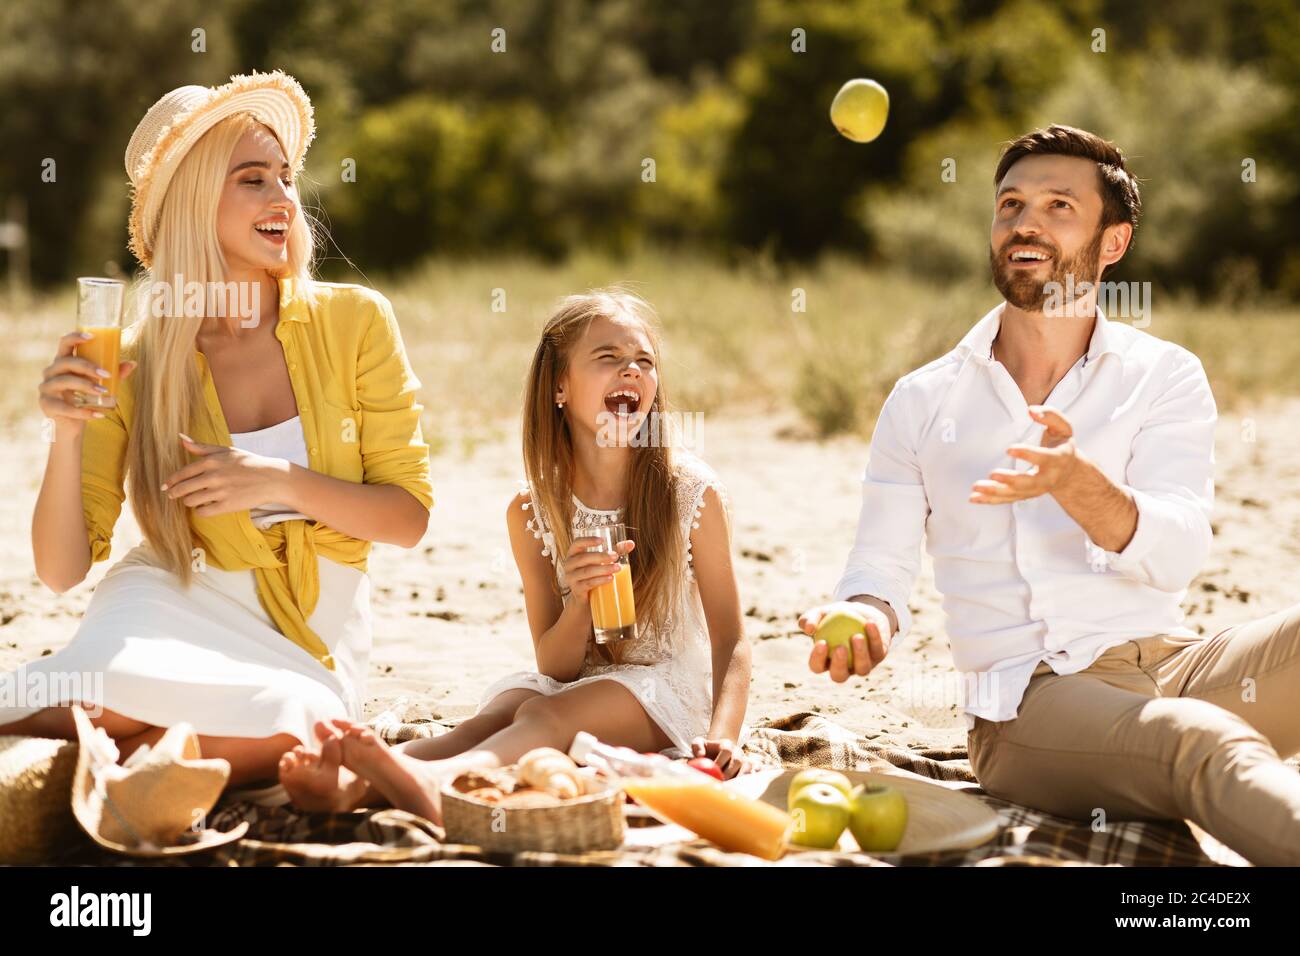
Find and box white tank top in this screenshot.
[228,415,312,529]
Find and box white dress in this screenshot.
[476,452,751,757]
[0,415,371,752]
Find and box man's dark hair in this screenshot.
[994,124,1142,258]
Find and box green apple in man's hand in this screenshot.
[815,608,871,668]
[798,600,893,682]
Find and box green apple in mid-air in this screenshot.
[814,607,872,669]
[830,78,890,143]
[788,783,852,849]
[847,783,908,852]
[787,768,854,810]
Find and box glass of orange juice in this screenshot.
[72,277,125,408]
[585,521,636,644]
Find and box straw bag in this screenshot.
[0,736,80,864]
[440,768,625,854]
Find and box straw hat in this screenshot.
[70,705,249,857]
[0,735,80,864]
[124,69,315,267]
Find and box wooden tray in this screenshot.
[623,767,998,855]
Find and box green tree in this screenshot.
[0,0,235,281]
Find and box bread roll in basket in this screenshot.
[440,747,625,854]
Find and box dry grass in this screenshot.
[3,252,1298,450]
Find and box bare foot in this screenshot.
[335,723,445,824]
[277,731,369,813]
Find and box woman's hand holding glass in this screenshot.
[38,331,137,430]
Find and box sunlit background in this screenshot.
[3,0,1298,442]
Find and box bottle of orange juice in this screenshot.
[73,277,125,408]
[569,732,792,860]
[585,521,636,644]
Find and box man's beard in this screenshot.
[989,227,1104,313]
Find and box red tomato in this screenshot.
[687,757,725,781]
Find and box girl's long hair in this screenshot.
[125,112,315,586]
[522,288,685,634]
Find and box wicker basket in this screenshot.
[440,776,626,854]
[0,736,80,864]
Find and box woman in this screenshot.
[0,71,433,795]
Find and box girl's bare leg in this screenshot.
[277,689,541,812]
[396,689,541,760]
[337,680,672,824]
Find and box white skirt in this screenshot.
[0,540,371,749]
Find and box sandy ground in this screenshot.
[2,400,1298,753]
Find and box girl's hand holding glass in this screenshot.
[561,534,634,603]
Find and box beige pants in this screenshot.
[967,602,1300,866]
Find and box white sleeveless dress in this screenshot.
[476,452,751,757]
[0,416,371,751]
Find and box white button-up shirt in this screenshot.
[833,302,1217,731]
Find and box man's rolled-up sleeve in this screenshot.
[832,380,929,641]
[1098,349,1216,592]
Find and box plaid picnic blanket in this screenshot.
[57,711,1261,867]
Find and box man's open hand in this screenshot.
[970,405,1079,504]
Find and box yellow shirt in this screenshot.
[80,277,434,670]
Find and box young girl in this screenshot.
[279,289,753,821]
[0,72,433,794]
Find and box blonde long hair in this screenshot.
[522,288,686,632]
[125,112,315,585]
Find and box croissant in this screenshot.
[516,747,582,799]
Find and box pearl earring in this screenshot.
[556,399,565,408]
